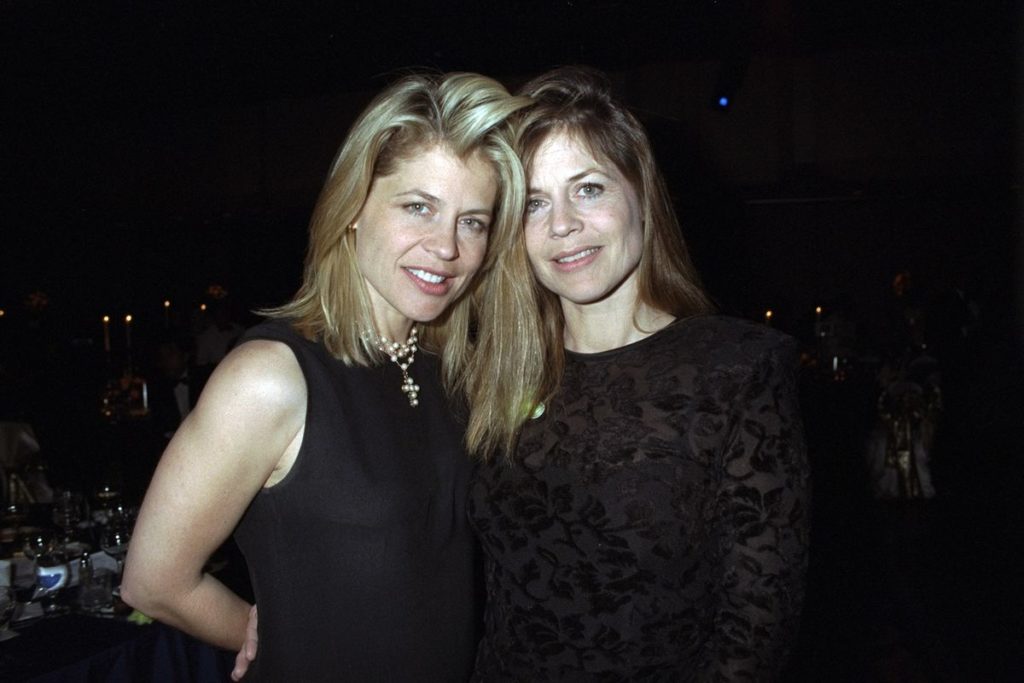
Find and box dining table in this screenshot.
[2,501,246,682]
[1,611,235,682]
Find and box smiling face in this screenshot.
[354,145,497,339]
[524,131,644,315]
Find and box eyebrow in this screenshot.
[528,168,603,194]
[396,189,442,204]
[396,189,493,217]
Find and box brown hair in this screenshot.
[465,66,713,460]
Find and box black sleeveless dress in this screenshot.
[233,319,479,681]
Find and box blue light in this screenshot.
[717,96,729,108]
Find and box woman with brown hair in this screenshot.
[466,66,809,681]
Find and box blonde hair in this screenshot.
[265,72,529,389]
[466,66,714,460]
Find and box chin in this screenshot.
[405,302,453,324]
[555,287,611,305]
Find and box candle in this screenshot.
[124,314,133,350]
[764,309,773,326]
[102,315,111,353]
[815,305,822,322]
[163,300,171,328]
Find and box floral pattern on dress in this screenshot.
[469,315,810,682]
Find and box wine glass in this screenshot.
[94,483,122,509]
[90,479,123,527]
[25,534,69,615]
[2,504,27,527]
[100,524,132,577]
[52,491,86,546]
[22,532,51,563]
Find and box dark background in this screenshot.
[2,1,1022,680]
[3,2,1018,333]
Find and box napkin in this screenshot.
[13,599,43,624]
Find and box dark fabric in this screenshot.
[233,319,479,682]
[469,315,810,682]
[0,617,232,682]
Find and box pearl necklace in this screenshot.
[374,327,419,407]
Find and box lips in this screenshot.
[407,267,446,284]
[404,267,453,295]
[555,247,599,264]
[551,246,601,271]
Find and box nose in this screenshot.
[549,200,582,238]
[424,224,459,261]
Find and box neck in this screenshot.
[376,326,417,349]
[375,319,416,344]
[562,300,674,353]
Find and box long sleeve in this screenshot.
[469,316,811,681]
[702,342,811,681]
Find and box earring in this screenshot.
[346,223,357,232]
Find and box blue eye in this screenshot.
[579,183,602,198]
[405,202,430,215]
[526,198,545,215]
[460,217,489,233]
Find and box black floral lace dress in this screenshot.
[469,315,810,682]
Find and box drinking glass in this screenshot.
[32,548,69,618]
[2,504,27,527]
[52,491,86,546]
[94,483,122,509]
[77,565,114,612]
[23,532,51,563]
[100,525,132,576]
[90,481,123,528]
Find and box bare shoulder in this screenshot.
[200,339,305,415]
[158,338,308,489]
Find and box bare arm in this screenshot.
[122,339,305,651]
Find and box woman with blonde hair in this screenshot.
[122,71,529,681]
[466,66,809,680]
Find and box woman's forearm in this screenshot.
[121,570,251,651]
